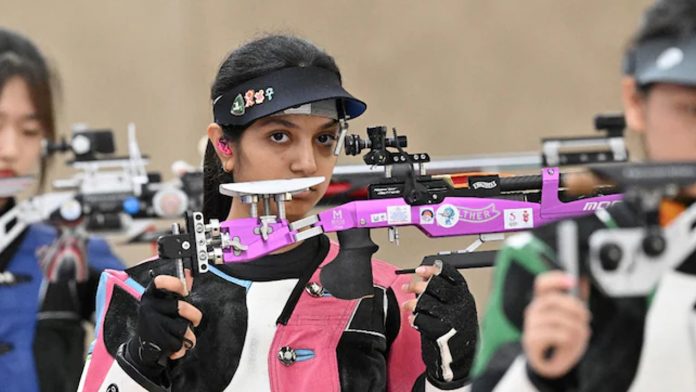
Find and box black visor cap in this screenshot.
[212,66,367,127]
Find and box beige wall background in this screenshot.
[3,0,652,314]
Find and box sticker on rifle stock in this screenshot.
[459,203,500,223]
[471,180,497,190]
[504,208,534,229]
[370,212,388,223]
[331,209,346,227]
[387,205,411,225]
[436,204,460,228]
[419,207,435,225]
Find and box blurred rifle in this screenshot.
[560,161,696,297]
[321,113,627,205]
[45,124,199,232]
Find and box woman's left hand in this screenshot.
[401,261,478,388]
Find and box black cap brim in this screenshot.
[628,37,696,87]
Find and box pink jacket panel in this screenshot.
[268,241,425,392]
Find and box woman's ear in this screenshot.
[621,77,648,134]
[207,123,235,173]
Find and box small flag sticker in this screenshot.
[231,94,245,116]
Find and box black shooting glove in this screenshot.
[118,278,193,387]
[413,261,479,389]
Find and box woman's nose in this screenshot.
[289,140,318,175]
[0,127,20,164]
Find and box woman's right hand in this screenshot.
[126,273,203,378]
[522,271,591,379]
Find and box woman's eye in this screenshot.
[22,128,42,138]
[316,133,336,146]
[270,132,289,143]
[676,102,696,116]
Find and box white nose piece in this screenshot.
[219,176,325,198]
[0,175,35,197]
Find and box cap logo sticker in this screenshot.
[231,87,276,117]
[656,47,684,70]
[245,90,256,107]
[254,90,265,104]
[231,94,245,116]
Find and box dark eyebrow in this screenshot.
[319,119,339,130]
[256,117,299,129]
[0,112,39,121]
[255,117,338,131]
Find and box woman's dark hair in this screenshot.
[204,34,342,221]
[0,28,56,189]
[630,0,696,47]
[627,0,696,93]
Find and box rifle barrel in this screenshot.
[498,174,573,192]
[332,152,541,181]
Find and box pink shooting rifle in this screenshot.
[157,116,625,299]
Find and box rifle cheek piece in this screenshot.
[319,228,378,300]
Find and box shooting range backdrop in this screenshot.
[2,0,652,315]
